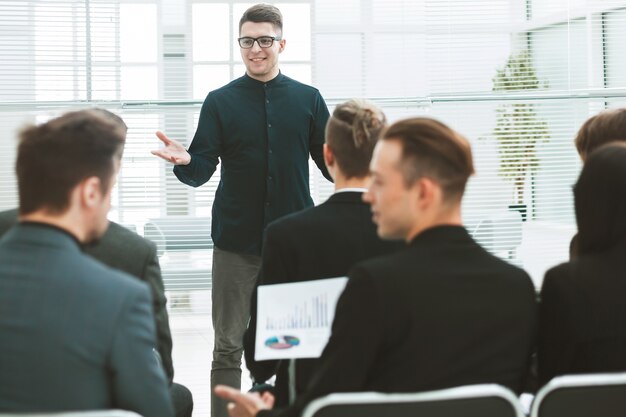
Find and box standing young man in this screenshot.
[151,5,331,417]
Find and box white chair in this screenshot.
[530,372,626,417]
[143,216,213,290]
[302,384,525,417]
[471,209,523,260]
[0,411,142,417]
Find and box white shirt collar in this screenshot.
[334,187,368,194]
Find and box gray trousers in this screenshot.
[211,246,261,417]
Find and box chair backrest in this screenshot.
[530,372,626,417]
[471,209,522,256]
[143,216,212,256]
[0,411,142,417]
[302,384,525,417]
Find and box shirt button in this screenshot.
[266,99,270,104]
[268,176,273,180]
[265,202,270,206]
[269,149,273,154]
[268,123,272,128]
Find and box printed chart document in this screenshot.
[255,277,349,361]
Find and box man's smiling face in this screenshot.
[239,21,285,82]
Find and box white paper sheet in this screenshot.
[254,277,349,361]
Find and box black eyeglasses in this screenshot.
[237,36,281,49]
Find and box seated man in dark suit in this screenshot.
[244,99,403,405]
[0,110,173,416]
[569,108,626,258]
[0,108,192,417]
[216,117,537,417]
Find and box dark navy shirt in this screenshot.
[174,72,331,255]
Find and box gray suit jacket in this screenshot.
[0,209,174,382]
[0,223,174,416]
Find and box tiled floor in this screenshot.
[169,290,253,417]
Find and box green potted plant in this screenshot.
[492,51,550,220]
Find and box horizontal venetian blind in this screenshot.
[314,0,626,288]
[0,2,314,415]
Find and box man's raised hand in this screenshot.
[151,131,192,165]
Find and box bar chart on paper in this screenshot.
[255,277,348,360]
[265,293,331,330]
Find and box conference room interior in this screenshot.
[1,0,625,416]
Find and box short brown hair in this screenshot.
[88,108,128,133]
[325,99,386,178]
[574,108,626,160]
[16,110,126,215]
[239,4,283,35]
[383,118,474,202]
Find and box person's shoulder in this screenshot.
[87,222,155,263]
[350,245,412,277]
[80,254,150,296]
[84,222,157,280]
[0,208,18,235]
[265,195,349,234]
[472,243,535,289]
[543,257,587,289]
[281,74,321,94]
[209,75,248,95]
[265,204,322,238]
[102,222,155,252]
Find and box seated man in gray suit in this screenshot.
[0,110,173,416]
[0,109,193,417]
[215,117,537,417]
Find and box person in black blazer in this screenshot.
[0,110,173,415]
[244,100,402,405]
[216,117,537,417]
[539,143,626,386]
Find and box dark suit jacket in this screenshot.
[258,225,537,417]
[0,208,174,382]
[244,191,403,405]
[539,240,626,386]
[0,223,173,416]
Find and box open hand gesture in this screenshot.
[151,131,191,165]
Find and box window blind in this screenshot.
[2,2,626,416]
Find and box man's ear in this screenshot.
[79,176,103,209]
[323,143,334,168]
[414,177,438,208]
[278,38,286,53]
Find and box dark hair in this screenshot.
[16,110,126,215]
[325,99,386,179]
[574,108,626,160]
[382,118,475,202]
[88,108,128,133]
[239,4,283,35]
[574,142,626,255]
